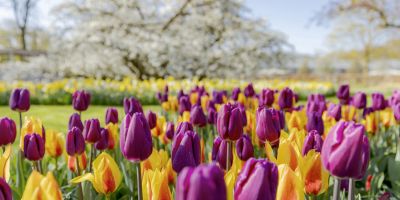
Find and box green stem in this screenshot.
[16,112,25,194]
[348,178,355,200]
[89,145,94,172]
[136,162,143,200]
[54,157,58,171]
[333,177,340,200]
[75,157,84,200]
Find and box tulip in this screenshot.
[352,92,367,109]
[71,152,122,195]
[372,93,386,111]
[302,130,323,156]
[69,113,84,132]
[288,110,306,131]
[105,107,118,124]
[190,105,207,127]
[172,130,200,173]
[123,97,143,115]
[259,88,275,107]
[179,96,191,115]
[146,111,157,129]
[165,122,175,140]
[68,154,87,172]
[142,148,169,172]
[337,84,350,105]
[276,164,304,200]
[0,145,11,180]
[308,93,325,102]
[20,117,45,150]
[142,169,172,200]
[9,88,30,112]
[176,164,226,200]
[45,130,64,158]
[306,101,326,116]
[256,107,282,146]
[66,127,85,156]
[207,108,217,125]
[95,128,109,151]
[277,135,302,171]
[244,83,255,98]
[327,104,342,121]
[306,112,324,135]
[0,178,12,200]
[212,136,232,169]
[231,87,241,101]
[72,90,91,112]
[321,121,370,179]
[21,171,62,200]
[217,103,243,141]
[212,91,226,104]
[234,158,278,200]
[236,135,254,161]
[175,122,193,136]
[83,119,101,143]
[393,103,400,122]
[23,133,45,161]
[0,117,16,146]
[105,123,118,149]
[300,150,329,195]
[278,87,294,111]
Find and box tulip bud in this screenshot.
[69,113,84,131]
[22,171,62,200]
[302,130,323,156]
[278,87,294,111]
[207,108,217,125]
[176,164,226,200]
[24,133,45,161]
[259,88,275,107]
[231,87,241,101]
[234,158,278,200]
[105,107,118,124]
[146,111,157,129]
[45,130,64,158]
[236,135,254,161]
[83,119,101,143]
[72,90,91,112]
[120,113,153,162]
[308,93,325,102]
[175,122,193,136]
[9,88,30,112]
[0,178,12,200]
[95,128,109,151]
[190,105,207,127]
[66,127,85,156]
[321,121,370,179]
[212,137,232,169]
[327,104,342,121]
[217,104,243,141]
[123,97,143,115]
[212,91,226,104]
[244,83,255,98]
[68,154,87,172]
[0,117,16,146]
[172,130,200,173]
[256,107,283,146]
[306,112,324,135]
[352,92,367,109]
[393,103,400,122]
[306,101,326,116]
[337,84,350,105]
[179,96,191,115]
[165,122,175,140]
[372,93,386,111]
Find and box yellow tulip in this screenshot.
[68,154,87,172]
[71,152,122,195]
[300,150,329,196]
[380,109,395,128]
[142,148,169,172]
[288,111,306,132]
[20,117,45,150]
[0,145,11,180]
[364,113,378,134]
[277,133,302,171]
[277,164,304,200]
[190,92,199,105]
[244,111,255,135]
[151,116,166,137]
[45,130,64,158]
[224,150,242,200]
[237,93,246,105]
[142,169,172,200]
[264,141,277,163]
[178,111,190,123]
[22,171,62,200]
[342,105,356,121]
[201,95,210,111]
[105,123,119,149]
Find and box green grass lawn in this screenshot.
[0,105,161,131]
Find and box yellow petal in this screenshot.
[301,150,329,195]
[22,170,44,200]
[277,164,305,200]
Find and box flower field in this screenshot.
[0,80,399,200]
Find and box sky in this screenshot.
[0,0,332,54]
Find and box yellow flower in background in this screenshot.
[22,171,62,200]
[265,142,277,163]
[277,132,302,171]
[142,148,169,172]
[224,151,242,200]
[151,116,166,137]
[45,130,64,158]
[178,111,190,123]
[364,113,378,134]
[244,111,255,135]
[190,92,199,105]
[20,117,45,150]
[0,145,11,181]
[105,123,119,149]
[71,152,122,195]
[342,105,356,121]
[201,95,210,111]
[380,109,395,128]
[142,169,172,200]
[288,110,306,132]
[322,112,336,139]
[287,129,306,153]
[277,164,304,200]
[237,93,246,105]
[300,150,329,196]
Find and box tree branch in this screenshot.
[162,0,192,31]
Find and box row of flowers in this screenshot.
[0,82,398,199]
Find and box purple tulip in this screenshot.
[212,137,232,169]
[306,101,326,116]
[72,90,91,112]
[69,113,84,132]
[237,104,247,126]
[190,105,207,127]
[306,112,324,135]
[146,111,157,129]
[256,107,282,146]
[302,130,323,156]
[244,83,255,98]
[123,97,143,115]
[105,107,118,124]
[352,92,367,109]
[9,88,30,112]
[207,100,216,111]
[66,127,85,156]
[393,103,400,122]
[165,122,175,140]
[0,117,16,146]
[95,128,109,151]
[24,133,45,161]
[120,113,153,162]
[177,90,185,101]
[172,130,200,173]
[236,135,254,161]
[0,178,12,200]
[212,91,226,104]
[83,119,101,143]
[217,104,243,141]
[234,158,278,200]
[207,109,218,125]
[175,122,194,136]
[337,84,350,105]
[321,121,370,179]
[179,96,191,115]
[327,104,342,121]
[259,88,275,107]
[176,164,226,200]
[363,107,374,119]
[308,93,325,102]
[278,87,294,111]
[231,87,241,101]
[372,93,386,111]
